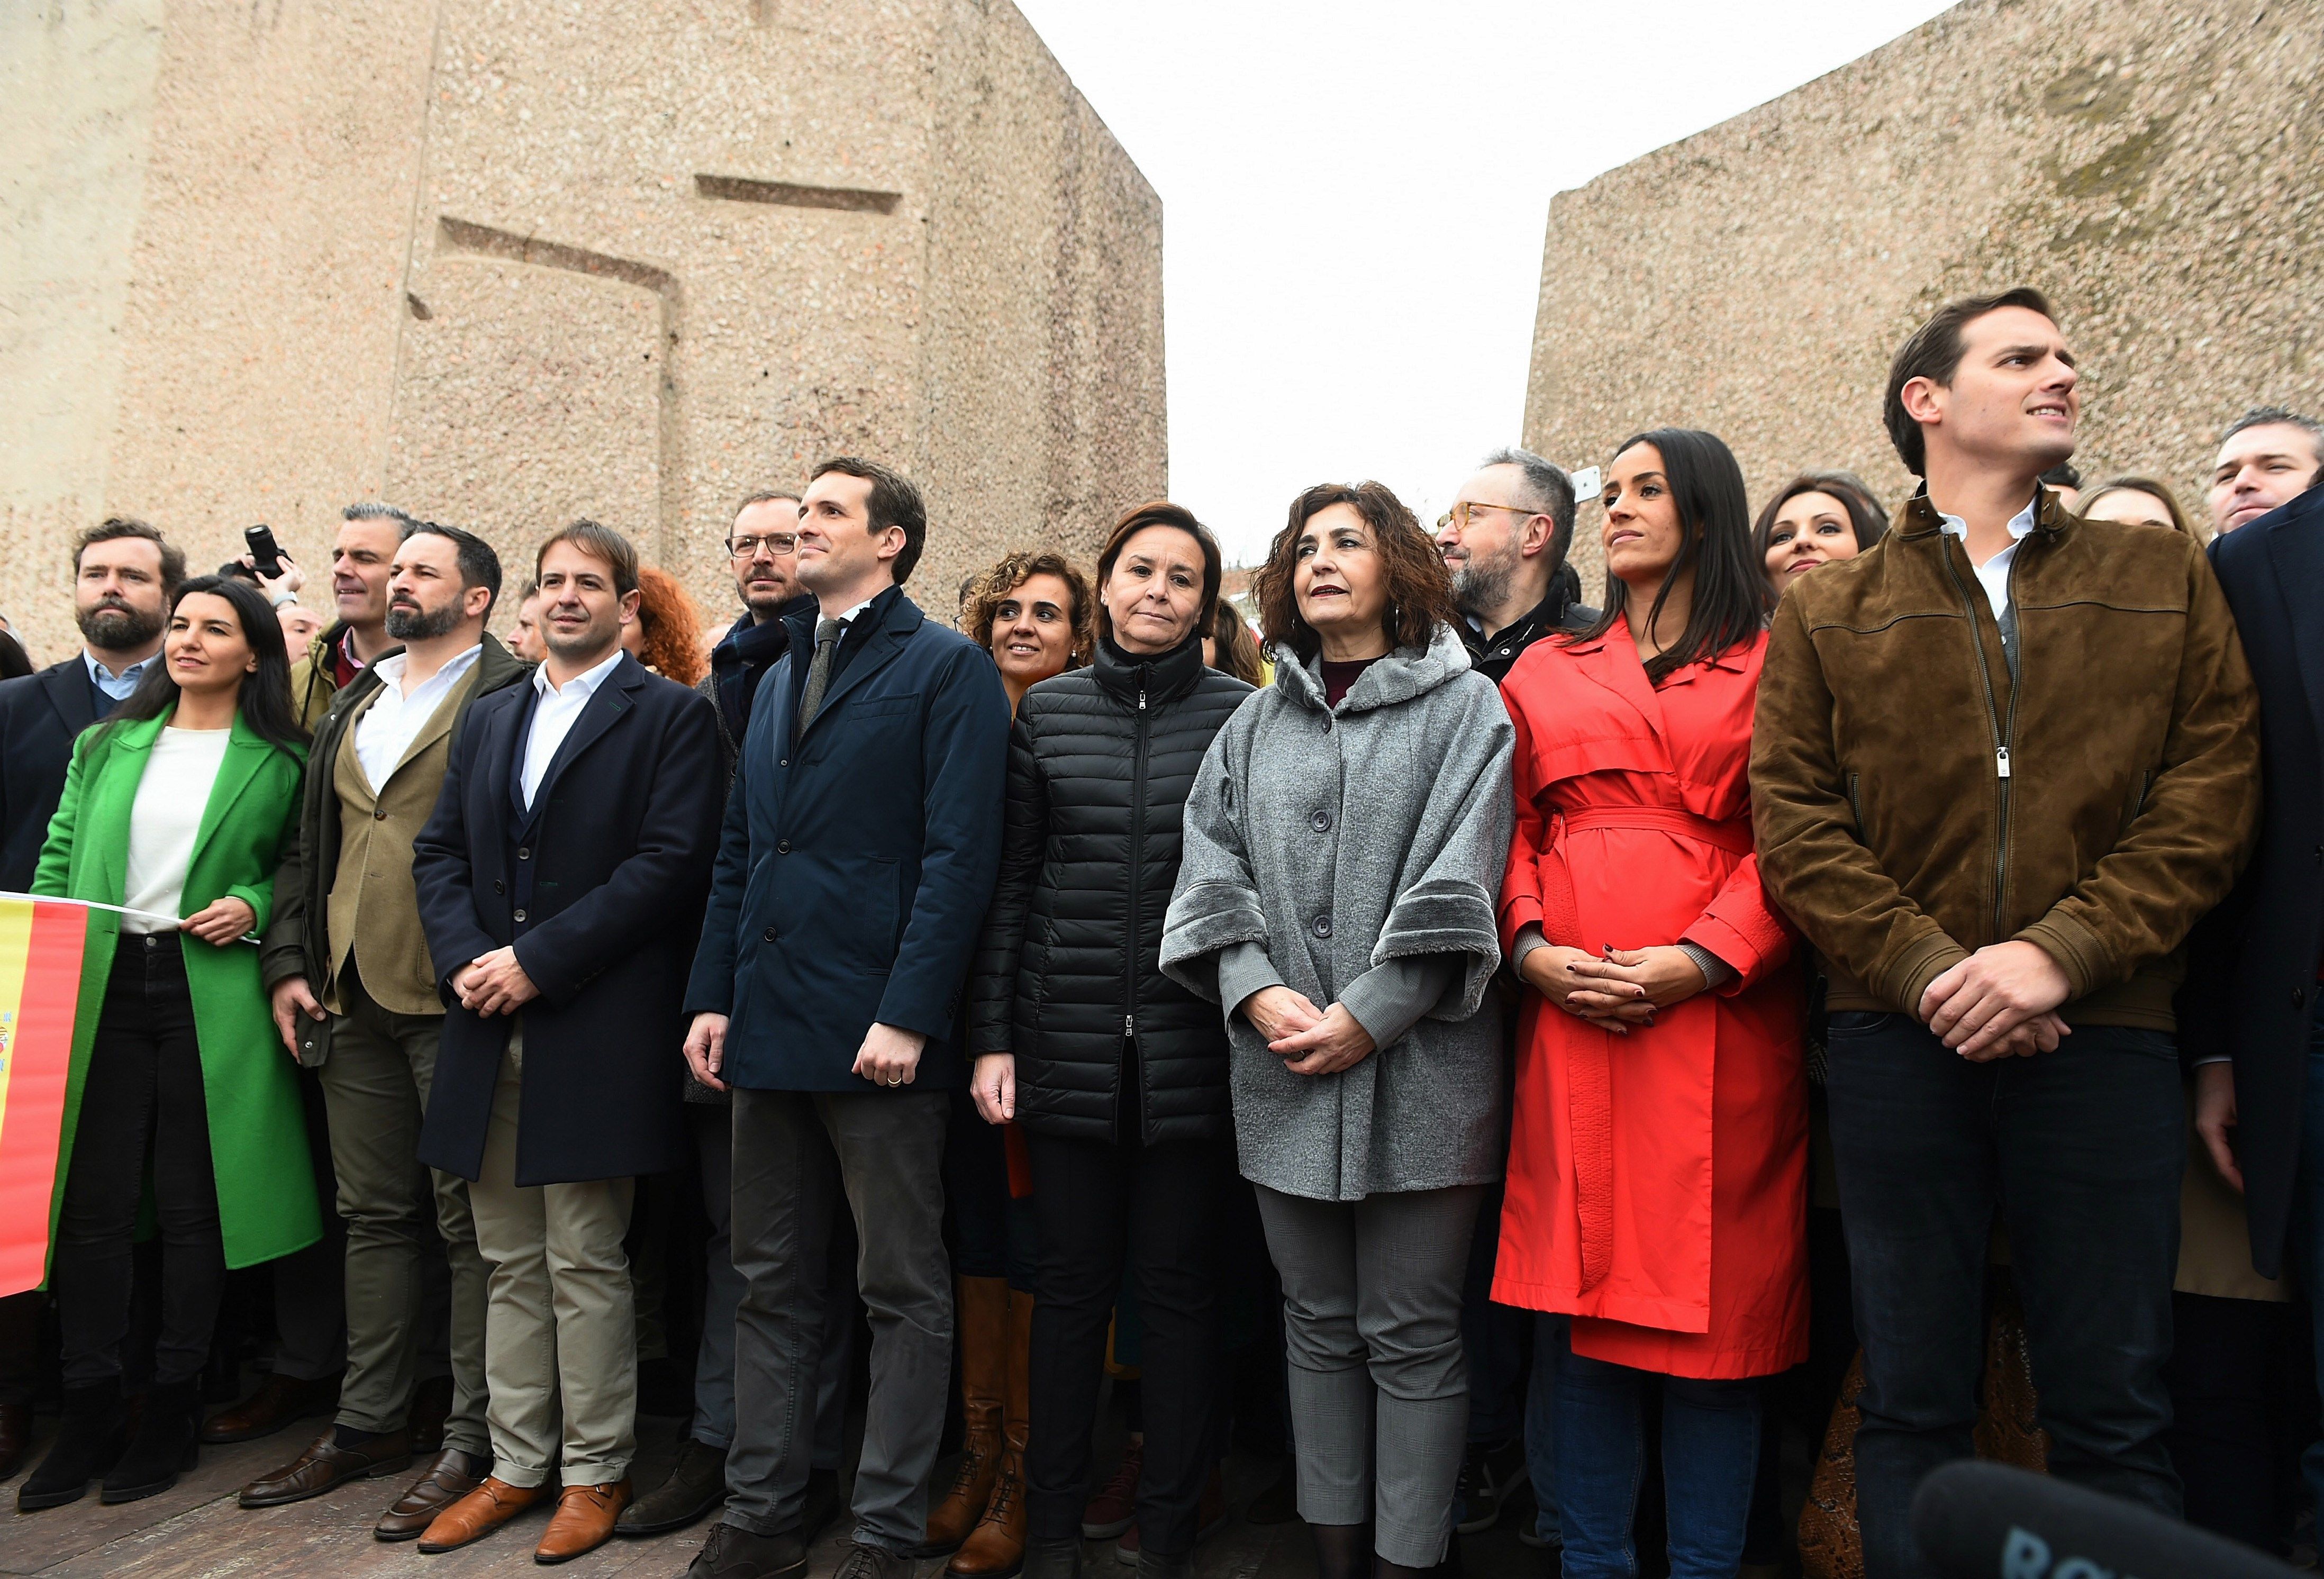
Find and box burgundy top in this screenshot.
[1321,656,1382,709]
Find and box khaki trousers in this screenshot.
[467,1024,637,1487]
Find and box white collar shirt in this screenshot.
[521,647,623,809]
[353,643,483,792]
[1937,495,2040,621]
[84,650,151,703]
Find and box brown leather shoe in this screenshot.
[0,1402,30,1481]
[199,1372,340,1444]
[534,1478,631,1564]
[377,1447,492,1542]
[238,1426,413,1508]
[927,1275,1010,1551]
[949,1287,1033,1578]
[416,1475,550,1553]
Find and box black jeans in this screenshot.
[53,934,223,1389]
[1822,1011,2183,1579]
[1023,1128,1230,1559]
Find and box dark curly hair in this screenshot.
[961,550,1095,667]
[1251,482,1459,663]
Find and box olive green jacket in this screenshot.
[31,711,320,1275]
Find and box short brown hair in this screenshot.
[1094,501,1224,645]
[810,457,927,584]
[962,551,1095,666]
[73,516,185,595]
[1251,482,1459,663]
[1884,286,2057,477]
[535,519,640,597]
[2082,475,2202,540]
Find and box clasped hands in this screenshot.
[1520,943,1708,1034]
[1916,940,2072,1061]
[684,1012,926,1094]
[1241,986,1375,1075]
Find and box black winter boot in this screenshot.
[17,1378,127,1511]
[101,1378,199,1503]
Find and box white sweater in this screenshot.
[121,727,232,934]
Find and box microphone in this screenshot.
[1910,1460,2299,1578]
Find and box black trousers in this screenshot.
[1823,1011,2184,1579]
[2164,1291,2313,1555]
[1023,1127,1229,1559]
[53,935,223,1389]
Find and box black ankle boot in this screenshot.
[17,1378,126,1511]
[101,1378,199,1503]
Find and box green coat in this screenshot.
[32,711,321,1275]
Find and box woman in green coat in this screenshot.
[18,575,319,1513]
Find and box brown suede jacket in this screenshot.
[1751,486,2261,1028]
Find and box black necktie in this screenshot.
[795,618,844,740]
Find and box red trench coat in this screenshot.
[1492,624,1808,1380]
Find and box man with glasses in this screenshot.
[702,492,815,760]
[1436,447,1593,684]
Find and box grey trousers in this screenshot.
[1256,1182,1486,1567]
[468,1028,638,1487]
[725,1087,950,1553]
[316,975,489,1454]
[688,1100,859,1461]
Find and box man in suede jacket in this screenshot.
[1750,287,2259,1579]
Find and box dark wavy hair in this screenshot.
[1252,482,1459,664]
[964,550,1095,666]
[1749,470,1891,573]
[1565,428,1772,685]
[99,576,307,760]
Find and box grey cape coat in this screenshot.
[1159,623,1517,1201]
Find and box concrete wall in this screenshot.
[1524,0,2324,592]
[0,0,1164,661]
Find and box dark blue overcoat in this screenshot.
[684,588,1009,1091]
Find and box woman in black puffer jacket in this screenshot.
[969,501,1252,1579]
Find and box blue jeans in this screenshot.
[1823,1011,2183,1579]
[1553,1347,1759,1578]
[1523,1313,1566,1546]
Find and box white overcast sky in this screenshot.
[1010,0,1959,565]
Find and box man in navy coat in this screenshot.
[411,520,725,1564]
[682,458,1009,1579]
[2182,463,2324,1537]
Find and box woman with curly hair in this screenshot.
[1161,482,1515,1579]
[962,551,1095,711]
[621,564,707,687]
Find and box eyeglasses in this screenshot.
[1435,501,1538,532]
[727,533,798,559]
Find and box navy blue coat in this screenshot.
[413,652,725,1185]
[2182,483,2324,1277]
[684,589,1009,1091]
[0,660,105,894]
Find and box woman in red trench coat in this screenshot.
[1495,429,1806,1579]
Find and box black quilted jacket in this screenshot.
[968,631,1252,1144]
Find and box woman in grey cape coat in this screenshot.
[1160,482,1515,1579]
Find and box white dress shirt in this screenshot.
[122,727,233,933]
[520,647,623,809]
[84,650,151,704]
[1937,494,2039,621]
[353,643,483,791]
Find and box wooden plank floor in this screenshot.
[0,1412,1330,1579]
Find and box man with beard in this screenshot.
[1436,447,1594,684]
[621,487,859,1542]
[232,522,531,1535]
[0,516,181,1480]
[290,502,412,727]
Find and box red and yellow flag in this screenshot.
[0,898,87,1295]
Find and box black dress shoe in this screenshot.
[688,1521,809,1578]
[615,1436,727,1534]
[16,1379,125,1512]
[238,1426,415,1507]
[101,1379,199,1504]
[199,1371,339,1444]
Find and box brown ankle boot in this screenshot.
[927,1275,1011,1553]
[949,1287,1034,1578]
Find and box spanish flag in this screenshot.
[0,897,87,1296]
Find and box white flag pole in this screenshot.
[0,892,257,939]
